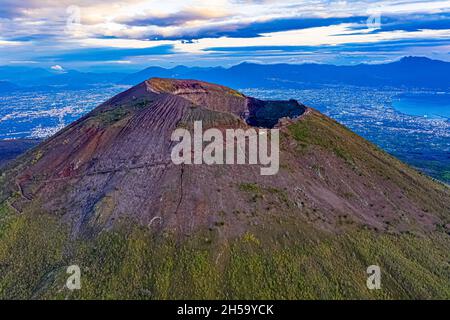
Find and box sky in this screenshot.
[0,0,450,71]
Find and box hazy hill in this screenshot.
[0,67,127,91]
[0,81,20,93]
[1,57,448,91]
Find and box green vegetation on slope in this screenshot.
[0,206,448,299]
[287,111,450,222]
[0,107,448,300]
[0,203,67,298]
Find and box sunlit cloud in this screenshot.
[0,0,449,68]
[173,24,450,53]
[0,39,24,46]
[50,64,65,71]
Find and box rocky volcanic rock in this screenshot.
[0,78,448,238]
[1,78,449,300]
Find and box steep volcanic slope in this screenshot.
[0,78,308,235]
[0,78,449,299]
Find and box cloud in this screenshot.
[125,16,370,40]
[0,0,450,68]
[175,25,450,53]
[4,1,450,41]
[367,12,450,34]
[117,8,229,27]
[50,64,65,71]
[42,45,174,62]
[0,39,24,46]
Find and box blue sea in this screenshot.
[392,93,450,120]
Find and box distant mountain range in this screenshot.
[0,66,126,91]
[0,57,449,91]
[122,57,450,89]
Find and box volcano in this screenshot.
[0,78,449,299]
